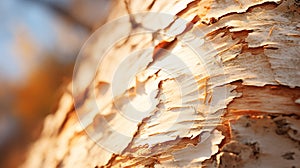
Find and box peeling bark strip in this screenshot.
[23,0,300,168]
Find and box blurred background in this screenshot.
[0,0,112,167]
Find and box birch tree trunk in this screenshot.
[23,0,300,167]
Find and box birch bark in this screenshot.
[23,0,300,167]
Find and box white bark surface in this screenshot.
[23,0,300,167]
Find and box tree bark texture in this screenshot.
[23,0,300,167]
